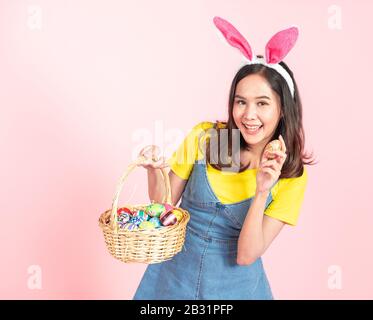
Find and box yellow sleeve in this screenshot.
[167,121,214,180]
[264,167,308,226]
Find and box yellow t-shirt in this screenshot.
[168,121,308,226]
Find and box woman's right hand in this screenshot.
[137,145,170,170]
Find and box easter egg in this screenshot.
[264,140,281,159]
[139,221,156,230]
[117,207,132,215]
[145,203,166,218]
[117,212,131,224]
[130,216,145,225]
[118,220,127,229]
[122,222,139,231]
[163,203,174,213]
[160,208,183,226]
[132,209,149,220]
[160,203,174,219]
[148,217,162,228]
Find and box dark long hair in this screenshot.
[203,55,316,178]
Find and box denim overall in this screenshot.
[133,157,275,300]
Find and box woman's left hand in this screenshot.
[256,135,287,194]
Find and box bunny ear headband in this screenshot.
[213,16,299,98]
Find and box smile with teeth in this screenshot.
[242,123,263,132]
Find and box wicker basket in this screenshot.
[98,156,190,264]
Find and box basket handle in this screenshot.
[110,155,172,230]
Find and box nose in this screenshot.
[243,104,257,120]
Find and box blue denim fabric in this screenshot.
[133,159,274,300]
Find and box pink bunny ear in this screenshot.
[213,16,253,61]
[265,26,299,64]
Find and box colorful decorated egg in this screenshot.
[163,203,173,212]
[145,203,166,218]
[148,217,162,228]
[118,220,127,229]
[117,207,132,215]
[130,216,145,225]
[132,209,149,220]
[117,212,131,223]
[139,221,156,230]
[264,140,281,159]
[160,203,174,220]
[122,222,139,231]
[160,208,183,226]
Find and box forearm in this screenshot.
[147,168,166,203]
[237,190,269,265]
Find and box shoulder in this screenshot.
[192,120,227,130]
[186,121,221,142]
[282,166,308,186]
[189,120,227,137]
[272,166,308,198]
[192,121,216,131]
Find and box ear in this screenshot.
[265,26,299,64]
[213,16,253,61]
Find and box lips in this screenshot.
[242,123,263,134]
[242,123,263,129]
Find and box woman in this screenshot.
[133,17,314,300]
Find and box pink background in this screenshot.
[1,0,371,299]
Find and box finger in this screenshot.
[261,166,276,174]
[140,156,168,169]
[262,149,273,162]
[261,167,281,182]
[140,145,160,159]
[137,163,153,169]
[143,159,153,166]
[139,145,152,156]
[279,135,287,153]
[264,149,286,159]
[154,156,169,167]
[260,167,277,178]
[142,163,161,170]
[261,159,278,168]
[142,160,159,169]
[265,150,287,164]
[261,160,281,173]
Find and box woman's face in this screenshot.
[232,74,282,152]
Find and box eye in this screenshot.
[258,101,268,106]
[235,99,246,106]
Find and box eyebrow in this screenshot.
[234,94,271,100]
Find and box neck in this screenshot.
[240,149,261,169]
[241,138,271,168]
